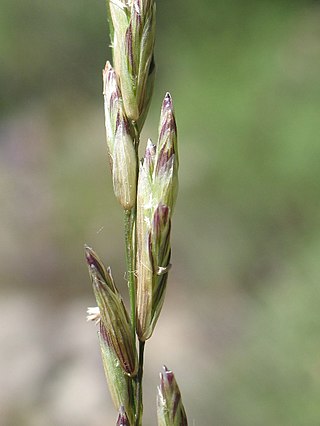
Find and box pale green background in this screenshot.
[1,0,320,424]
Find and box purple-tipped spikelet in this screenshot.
[103,62,137,210]
[136,93,178,341]
[158,93,178,163]
[157,366,188,426]
[108,0,156,125]
[116,405,131,426]
[136,203,171,341]
[103,62,122,156]
[154,93,178,210]
[85,245,138,376]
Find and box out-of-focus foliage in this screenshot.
[0,0,108,112]
[1,0,320,424]
[214,242,320,425]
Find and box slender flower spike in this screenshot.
[116,405,131,426]
[136,93,178,341]
[157,366,188,426]
[86,0,188,422]
[85,245,138,376]
[103,62,137,210]
[109,0,156,126]
[99,324,134,424]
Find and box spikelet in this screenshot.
[136,93,178,341]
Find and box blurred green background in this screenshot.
[1,0,320,424]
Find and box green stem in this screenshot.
[135,341,145,426]
[124,121,140,339]
[124,120,142,424]
[124,208,136,339]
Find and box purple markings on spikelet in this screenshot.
[159,366,187,424]
[115,112,121,132]
[153,204,169,235]
[84,245,107,282]
[135,0,141,15]
[144,139,156,170]
[161,92,173,113]
[110,91,118,108]
[115,109,131,135]
[101,319,129,375]
[155,145,174,176]
[107,64,115,83]
[159,112,177,141]
[116,406,130,426]
[158,93,177,170]
[162,365,174,385]
[103,62,117,96]
[133,0,142,26]
[99,321,112,347]
[125,24,135,75]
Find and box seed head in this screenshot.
[109,0,156,125]
[136,94,178,340]
[103,61,121,155]
[85,245,138,376]
[136,203,171,341]
[112,119,137,209]
[103,62,137,209]
[155,92,178,210]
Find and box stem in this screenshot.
[135,341,145,426]
[124,121,140,338]
[124,120,142,423]
[124,208,136,339]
